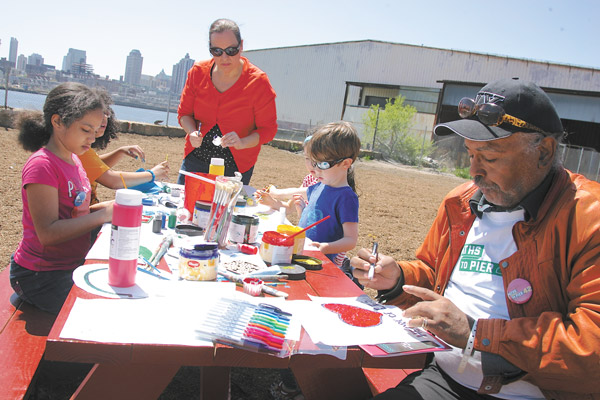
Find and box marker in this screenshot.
[368,242,378,280]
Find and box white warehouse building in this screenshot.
[245,40,600,156]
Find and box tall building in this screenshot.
[16,54,26,71]
[9,37,18,65]
[62,48,86,73]
[28,53,44,66]
[171,53,195,95]
[124,49,143,86]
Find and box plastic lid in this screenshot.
[115,189,143,206]
[210,157,224,166]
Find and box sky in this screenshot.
[2,0,599,80]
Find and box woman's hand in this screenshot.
[220,131,244,149]
[189,131,203,147]
[151,161,170,181]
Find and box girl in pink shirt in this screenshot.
[10,82,114,314]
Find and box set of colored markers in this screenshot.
[196,298,293,357]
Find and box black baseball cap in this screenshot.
[434,78,563,141]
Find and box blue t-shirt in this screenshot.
[298,183,359,262]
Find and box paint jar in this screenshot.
[109,189,143,287]
[168,210,177,229]
[243,277,263,297]
[192,201,211,229]
[179,243,219,281]
[234,196,247,213]
[209,157,225,176]
[277,224,306,255]
[229,214,259,244]
[176,207,191,224]
[259,231,294,265]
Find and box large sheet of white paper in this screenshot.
[295,294,434,347]
[59,283,302,346]
[60,282,234,345]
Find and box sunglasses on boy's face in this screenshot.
[310,158,346,170]
[209,44,241,57]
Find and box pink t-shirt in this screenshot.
[14,148,92,271]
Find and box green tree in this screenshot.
[362,96,433,165]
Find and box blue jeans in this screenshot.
[177,155,254,186]
[9,255,74,315]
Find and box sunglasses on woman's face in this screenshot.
[209,44,241,57]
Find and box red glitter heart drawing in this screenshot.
[322,303,382,327]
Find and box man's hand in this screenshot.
[350,248,401,290]
[402,285,472,348]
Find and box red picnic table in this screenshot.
[45,249,425,400]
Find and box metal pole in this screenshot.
[372,107,379,150]
[576,146,584,174]
[4,66,10,109]
[165,92,171,127]
[419,129,426,169]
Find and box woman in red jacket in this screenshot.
[177,18,278,185]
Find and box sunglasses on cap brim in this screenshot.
[458,97,549,136]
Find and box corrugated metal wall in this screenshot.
[245,40,599,130]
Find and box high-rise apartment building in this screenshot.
[171,53,195,95]
[62,48,87,73]
[16,54,27,71]
[28,53,44,66]
[9,37,18,65]
[124,49,143,86]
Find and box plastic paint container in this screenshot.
[243,277,263,297]
[229,214,259,244]
[108,189,143,287]
[179,243,219,281]
[192,201,211,229]
[259,231,294,265]
[277,224,306,255]
[209,157,225,176]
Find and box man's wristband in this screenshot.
[458,318,478,373]
[147,169,155,182]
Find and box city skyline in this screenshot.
[2,0,599,80]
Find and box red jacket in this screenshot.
[388,168,600,399]
[177,57,277,173]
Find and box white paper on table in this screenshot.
[295,294,434,347]
[85,223,111,260]
[60,282,237,345]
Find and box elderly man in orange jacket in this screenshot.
[352,78,600,399]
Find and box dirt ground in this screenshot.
[0,127,465,399]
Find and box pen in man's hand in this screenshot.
[368,242,378,280]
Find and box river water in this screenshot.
[1,89,178,125]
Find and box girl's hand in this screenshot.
[189,131,203,147]
[120,145,145,162]
[151,161,170,181]
[92,200,115,223]
[257,191,283,210]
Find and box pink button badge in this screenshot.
[507,278,533,304]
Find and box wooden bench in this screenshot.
[363,367,421,396]
[0,266,56,399]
